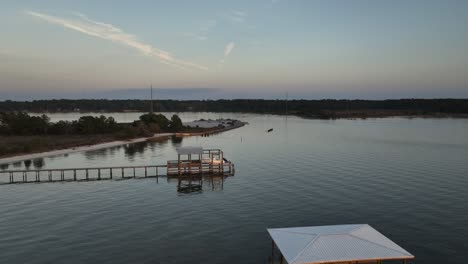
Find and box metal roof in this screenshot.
[176,146,203,155]
[268,224,414,264]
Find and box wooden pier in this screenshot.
[0,164,234,185]
[0,165,169,185]
[0,147,234,185]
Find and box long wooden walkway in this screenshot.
[0,164,232,185]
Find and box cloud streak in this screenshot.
[225,10,247,23]
[224,42,235,56]
[220,42,235,64]
[26,11,208,71]
[185,19,217,41]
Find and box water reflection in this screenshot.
[84,146,122,161]
[24,160,32,170]
[176,177,203,194]
[171,135,183,146]
[168,175,229,194]
[33,158,45,169]
[0,164,9,170]
[124,142,147,160]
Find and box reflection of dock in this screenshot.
[170,175,227,194]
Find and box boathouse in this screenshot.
[268,224,414,264]
[166,146,234,176]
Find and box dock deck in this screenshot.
[167,148,234,176]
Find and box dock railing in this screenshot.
[0,165,167,185]
[167,149,234,176]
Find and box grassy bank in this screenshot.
[0,134,128,158]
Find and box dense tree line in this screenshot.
[1,99,468,117]
[0,112,184,137]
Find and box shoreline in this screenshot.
[0,122,246,165]
[25,110,468,120]
[0,133,174,165]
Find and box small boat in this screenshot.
[267,128,273,132]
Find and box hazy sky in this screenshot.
[1,0,468,100]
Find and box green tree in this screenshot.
[170,114,183,131]
[139,113,169,130]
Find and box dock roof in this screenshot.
[268,224,414,264]
[176,146,203,155]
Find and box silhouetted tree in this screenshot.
[139,113,170,130]
[170,114,183,131]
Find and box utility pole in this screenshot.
[150,84,153,114]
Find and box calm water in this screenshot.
[1,113,468,264]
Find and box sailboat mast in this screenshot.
[150,84,153,114]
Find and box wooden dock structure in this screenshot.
[0,147,234,185]
[0,164,234,185]
[167,147,234,176]
[0,165,167,185]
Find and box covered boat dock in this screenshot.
[167,146,234,176]
[268,224,414,264]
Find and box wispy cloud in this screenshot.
[184,19,217,41]
[224,10,247,23]
[224,42,235,57]
[26,11,208,71]
[220,42,235,64]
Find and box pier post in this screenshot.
[110,169,113,179]
[9,172,13,183]
[98,169,101,180]
[61,170,64,181]
[36,171,39,182]
[86,169,89,180]
[23,172,26,182]
[48,170,52,182]
[271,240,274,261]
[74,170,77,181]
[121,168,124,178]
[145,167,147,177]
[133,168,136,178]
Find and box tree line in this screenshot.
[0,112,184,137]
[1,99,468,117]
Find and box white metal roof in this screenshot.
[176,146,203,155]
[268,224,414,264]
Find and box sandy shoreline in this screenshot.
[0,133,174,165]
[0,120,247,165]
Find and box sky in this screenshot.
[1,0,468,100]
